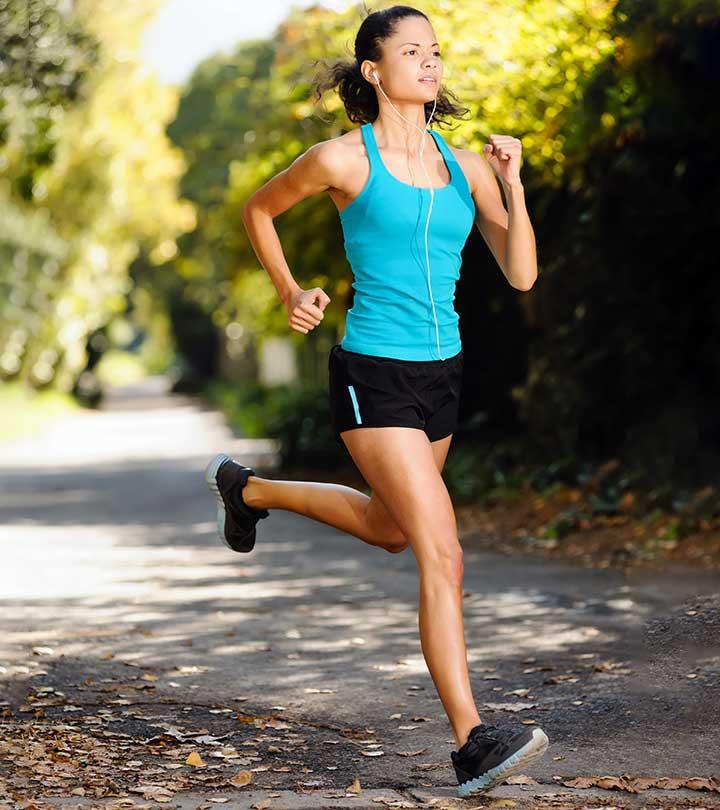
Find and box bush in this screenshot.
[201,377,345,468]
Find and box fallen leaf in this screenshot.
[229,769,253,787]
[482,702,538,712]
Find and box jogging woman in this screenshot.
[205,5,548,797]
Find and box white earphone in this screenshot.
[371,69,443,360]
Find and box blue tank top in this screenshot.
[338,121,475,361]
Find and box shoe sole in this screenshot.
[456,727,550,797]
[204,452,237,551]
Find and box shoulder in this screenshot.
[298,128,365,185]
[307,127,364,167]
[440,136,497,196]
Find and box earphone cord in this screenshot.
[374,76,443,361]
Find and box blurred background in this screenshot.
[2,0,719,567]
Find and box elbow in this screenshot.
[511,270,538,292]
[242,192,261,221]
[242,198,272,224]
[241,201,255,223]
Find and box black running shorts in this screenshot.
[327,343,463,444]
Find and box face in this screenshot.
[366,15,443,101]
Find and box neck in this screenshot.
[372,104,430,149]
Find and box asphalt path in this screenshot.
[1,376,718,809]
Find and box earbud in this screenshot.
[373,70,379,84]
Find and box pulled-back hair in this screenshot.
[312,4,470,129]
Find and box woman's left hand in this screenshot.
[483,134,523,187]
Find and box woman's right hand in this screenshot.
[284,287,331,334]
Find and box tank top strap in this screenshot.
[429,128,472,196]
[428,128,458,169]
[360,122,384,175]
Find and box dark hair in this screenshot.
[311,4,469,129]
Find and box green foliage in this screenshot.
[512,0,720,482]
[442,439,530,504]
[0,0,99,187]
[202,378,345,468]
[0,0,194,393]
[261,383,343,468]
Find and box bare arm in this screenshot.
[242,140,346,333]
[461,148,537,291]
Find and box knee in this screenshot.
[423,543,464,583]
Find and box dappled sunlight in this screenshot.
[2,495,638,689]
[2,379,718,805]
[2,478,637,688]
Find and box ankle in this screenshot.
[243,475,264,508]
[455,719,483,749]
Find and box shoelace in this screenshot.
[460,724,516,761]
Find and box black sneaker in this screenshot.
[204,453,269,552]
[451,721,549,797]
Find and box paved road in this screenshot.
[1,376,718,809]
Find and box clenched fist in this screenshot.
[285,287,331,334]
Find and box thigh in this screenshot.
[340,427,459,564]
[364,433,454,540]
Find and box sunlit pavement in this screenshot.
[1,375,719,808]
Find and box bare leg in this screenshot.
[339,426,482,749]
[241,434,452,554]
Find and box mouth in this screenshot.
[419,78,437,85]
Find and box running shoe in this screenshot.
[451,721,549,797]
[204,453,269,552]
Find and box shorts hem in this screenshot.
[334,423,457,443]
[334,421,426,439]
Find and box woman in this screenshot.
[205,4,547,797]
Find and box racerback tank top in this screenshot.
[338,121,475,361]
